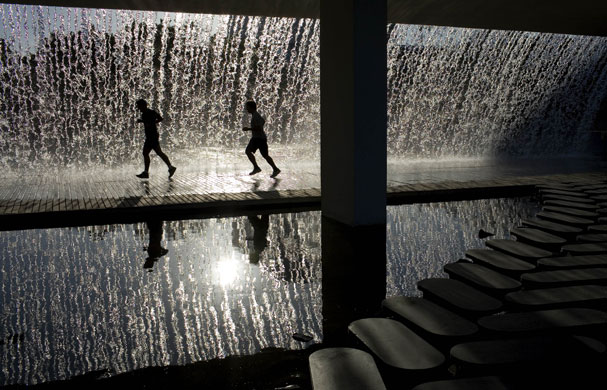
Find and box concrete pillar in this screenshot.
[320,0,387,227]
[320,1,388,345]
[321,216,386,345]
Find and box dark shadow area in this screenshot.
[321,216,387,346]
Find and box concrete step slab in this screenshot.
[411,376,516,390]
[510,227,567,250]
[443,262,521,295]
[477,308,607,334]
[542,194,597,204]
[577,233,607,243]
[536,210,596,227]
[450,335,605,372]
[589,225,607,233]
[485,239,553,262]
[521,218,583,238]
[521,268,607,289]
[542,205,600,220]
[309,348,386,390]
[539,189,589,198]
[465,249,535,277]
[575,184,607,191]
[536,184,577,192]
[561,243,607,256]
[417,278,503,317]
[538,254,607,270]
[382,296,478,340]
[543,200,600,211]
[505,285,607,310]
[348,318,445,371]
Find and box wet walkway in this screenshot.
[1,157,605,230]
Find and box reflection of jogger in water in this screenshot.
[248,214,269,264]
[144,220,169,269]
[242,101,280,178]
[135,99,177,179]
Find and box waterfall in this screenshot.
[388,25,607,158]
[0,5,320,171]
[0,4,606,173]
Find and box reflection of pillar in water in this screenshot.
[321,216,386,346]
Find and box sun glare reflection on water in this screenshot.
[216,258,244,287]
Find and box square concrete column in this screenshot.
[320,0,387,227]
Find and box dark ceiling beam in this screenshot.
[5,0,607,36]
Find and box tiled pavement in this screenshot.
[0,164,605,228]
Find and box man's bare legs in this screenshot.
[138,145,176,178]
[260,149,280,178]
[246,150,261,175]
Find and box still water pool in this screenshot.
[0,197,540,385]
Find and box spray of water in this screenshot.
[0,5,606,174]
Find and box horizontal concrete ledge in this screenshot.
[2,172,605,231]
[0,197,322,231]
[7,0,607,36]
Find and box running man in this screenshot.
[135,99,176,179]
[242,101,280,178]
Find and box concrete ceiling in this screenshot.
[5,0,607,36]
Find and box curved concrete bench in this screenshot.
[505,285,607,310]
[543,205,599,220]
[443,262,521,296]
[417,278,503,317]
[485,239,553,262]
[577,233,607,243]
[561,243,607,256]
[536,211,595,228]
[382,296,478,340]
[411,376,515,390]
[521,218,583,238]
[477,308,607,334]
[450,335,605,371]
[521,268,607,289]
[348,318,445,372]
[538,254,607,270]
[510,227,567,251]
[309,348,386,390]
[465,249,535,277]
[543,200,600,211]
